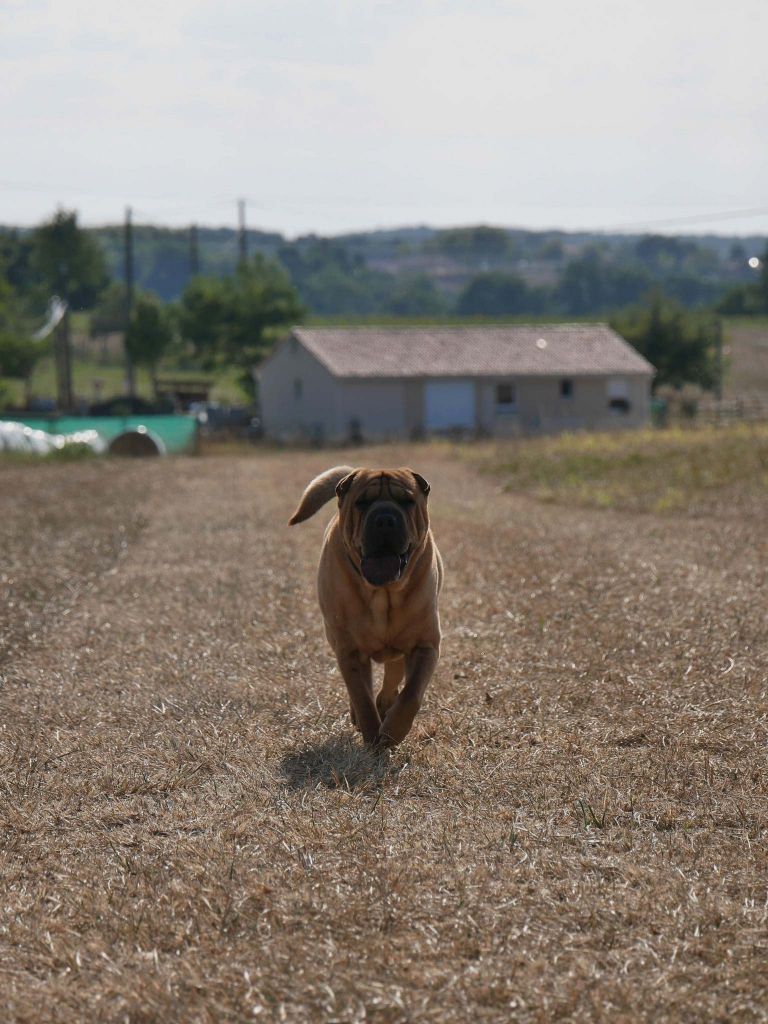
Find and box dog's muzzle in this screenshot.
[360,502,411,586]
[360,548,411,587]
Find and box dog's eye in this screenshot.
[355,498,373,509]
[399,497,416,508]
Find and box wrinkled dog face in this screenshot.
[336,469,430,586]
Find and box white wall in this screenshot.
[478,374,652,435]
[259,339,653,441]
[258,336,342,442]
[336,379,408,440]
[258,339,411,442]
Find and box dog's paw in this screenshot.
[378,701,419,747]
[375,728,398,750]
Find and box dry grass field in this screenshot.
[1,435,767,1022]
[723,318,768,397]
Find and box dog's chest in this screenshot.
[368,590,391,639]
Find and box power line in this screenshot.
[601,206,768,233]
[4,186,768,237]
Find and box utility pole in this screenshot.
[124,206,136,399]
[52,248,74,411]
[237,198,247,269]
[713,317,723,404]
[54,301,73,411]
[189,223,200,277]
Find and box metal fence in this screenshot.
[695,395,768,425]
[653,394,768,428]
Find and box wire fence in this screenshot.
[657,394,768,427]
[696,395,768,425]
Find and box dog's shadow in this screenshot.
[279,735,398,791]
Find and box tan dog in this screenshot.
[289,466,443,747]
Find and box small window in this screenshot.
[293,377,303,400]
[609,397,631,414]
[496,382,516,410]
[607,378,630,414]
[560,378,573,398]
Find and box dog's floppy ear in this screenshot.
[335,469,358,501]
[411,471,431,496]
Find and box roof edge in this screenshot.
[288,323,656,378]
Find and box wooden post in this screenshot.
[237,199,247,269]
[713,318,723,403]
[124,206,136,399]
[54,306,74,411]
[190,223,200,277]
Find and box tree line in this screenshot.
[0,211,303,399]
[86,221,764,317]
[1,209,765,404]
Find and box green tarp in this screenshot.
[13,415,198,455]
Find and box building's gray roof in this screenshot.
[292,324,654,379]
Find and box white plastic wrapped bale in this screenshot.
[0,421,106,455]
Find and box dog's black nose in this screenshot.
[363,501,406,555]
[374,511,397,532]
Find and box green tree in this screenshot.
[431,226,511,260]
[456,272,536,316]
[0,332,47,406]
[0,230,36,294]
[557,249,659,314]
[90,282,127,336]
[0,277,24,332]
[296,264,382,315]
[225,256,305,366]
[31,209,110,309]
[177,275,231,367]
[724,246,768,315]
[277,239,398,315]
[612,294,719,391]
[557,249,608,313]
[714,283,763,316]
[0,276,44,405]
[388,274,446,316]
[179,257,304,381]
[125,295,174,389]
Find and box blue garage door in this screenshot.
[424,380,476,430]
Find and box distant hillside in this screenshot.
[4,220,764,318]
[84,223,765,318]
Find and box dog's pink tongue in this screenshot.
[361,554,401,586]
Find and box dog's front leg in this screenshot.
[378,646,438,747]
[337,650,380,745]
[377,657,405,719]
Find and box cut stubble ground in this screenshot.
[0,444,766,1022]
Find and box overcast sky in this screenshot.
[1,0,766,237]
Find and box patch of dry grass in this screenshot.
[0,447,766,1021]
[0,460,149,666]
[467,423,768,513]
[724,318,768,396]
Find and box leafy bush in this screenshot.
[0,332,43,380]
[611,295,720,391]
